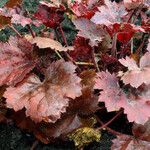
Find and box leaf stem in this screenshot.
[27,25,35,38]
[75,62,94,66]
[96,110,123,130]
[57,25,81,71]
[95,113,126,136]
[8,25,22,37]
[59,24,68,46]
[92,47,100,72]
[111,34,117,57]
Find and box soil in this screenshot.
[0,123,115,150]
[0,110,133,150]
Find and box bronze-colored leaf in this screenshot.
[5,0,22,8]
[0,16,11,29]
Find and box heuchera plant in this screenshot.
[0,0,150,149]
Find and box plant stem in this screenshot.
[57,25,80,71]
[55,50,63,59]
[8,25,22,37]
[59,25,68,46]
[92,47,100,72]
[111,34,117,57]
[96,110,123,130]
[75,62,94,66]
[27,25,35,38]
[135,34,146,55]
[131,4,144,24]
[30,140,38,150]
[95,114,126,136]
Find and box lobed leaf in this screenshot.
[91,0,127,26]
[119,52,150,88]
[0,36,36,86]
[4,60,82,123]
[94,71,150,124]
[73,18,104,46]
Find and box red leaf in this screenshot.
[73,18,104,46]
[34,2,64,28]
[69,0,99,19]
[4,60,82,123]
[117,32,133,43]
[0,36,36,86]
[69,37,92,62]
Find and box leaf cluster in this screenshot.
[0,0,150,149]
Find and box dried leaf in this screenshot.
[68,127,101,148]
[0,15,11,29]
[5,0,22,8]
[4,60,82,123]
[27,36,74,51]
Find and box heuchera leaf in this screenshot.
[69,70,99,116]
[11,14,32,27]
[124,0,150,10]
[119,52,150,88]
[73,18,103,46]
[9,110,84,143]
[132,118,150,142]
[147,38,150,52]
[111,135,150,150]
[5,0,22,8]
[115,23,145,43]
[0,15,11,29]
[34,1,64,28]
[68,0,101,19]
[68,127,101,148]
[27,36,74,51]
[91,0,127,26]
[0,36,36,86]
[124,0,143,10]
[0,7,41,27]
[112,118,150,149]
[4,60,82,123]
[69,37,93,62]
[94,71,150,124]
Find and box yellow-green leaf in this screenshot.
[68,127,101,148]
